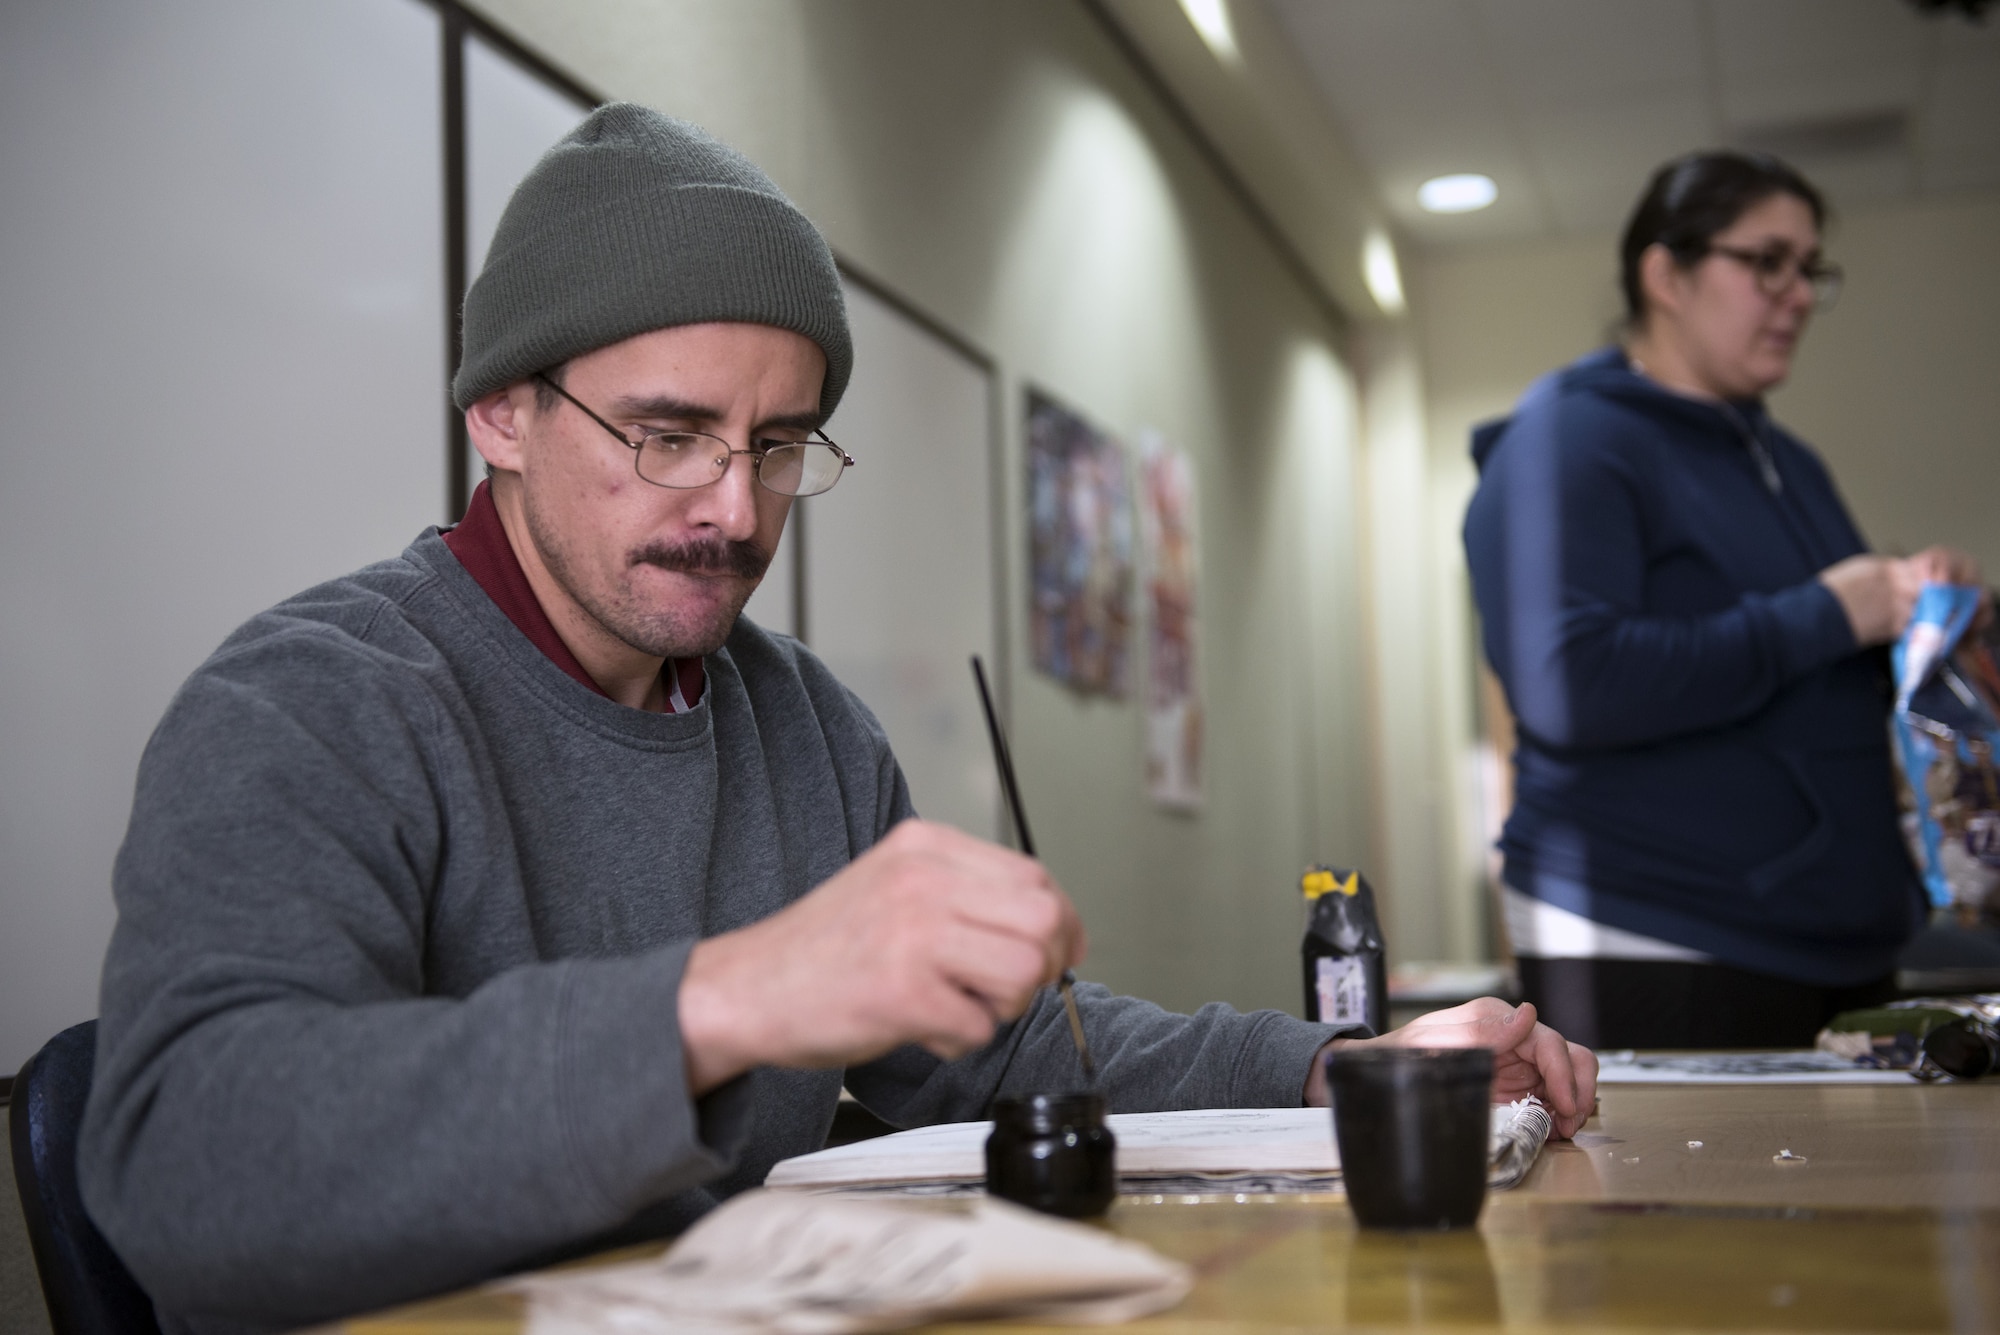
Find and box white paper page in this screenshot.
[766,1107,1337,1189]
[1595,1051,1915,1085]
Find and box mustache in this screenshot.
[630,536,772,580]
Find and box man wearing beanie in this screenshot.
[78,105,1593,1331]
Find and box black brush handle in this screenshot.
[970,655,1095,1083]
[971,655,1036,859]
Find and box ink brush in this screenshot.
[971,655,1098,1084]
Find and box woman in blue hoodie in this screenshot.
[1464,151,1986,1048]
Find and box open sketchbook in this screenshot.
[1595,1050,1915,1085]
[768,1101,1552,1198]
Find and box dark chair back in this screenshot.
[9,1021,162,1335]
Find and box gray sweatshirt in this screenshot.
[79,529,1343,1332]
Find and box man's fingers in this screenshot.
[944,873,1085,985]
[1566,1041,1600,1135]
[1410,1000,1596,1139]
[1495,1025,1596,1139]
[1519,1023,1579,1121]
[909,984,1005,1061]
[875,820,1085,989]
[949,887,1080,987]
[731,818,1086,1073]
[934,923,1054,1020]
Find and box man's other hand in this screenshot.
[677,819,1086,1094]
[1304,998,1598,1140]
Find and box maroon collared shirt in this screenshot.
[443,480,705,711]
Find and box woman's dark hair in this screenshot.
[1618,150,1827,325]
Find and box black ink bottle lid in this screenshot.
[985,1091,1117,1218]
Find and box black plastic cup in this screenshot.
[1326,1047,1492,1230]
[985,1091,1117,1218]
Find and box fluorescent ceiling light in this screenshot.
[1362,231,1405,316]
[1178,0,1239,62]
[1418,174,1497,214]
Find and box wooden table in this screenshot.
[342,1081,2000,1334]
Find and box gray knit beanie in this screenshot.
[452,103,851,417]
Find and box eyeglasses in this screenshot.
[533,373,855,497]
[1704,244,1844,309]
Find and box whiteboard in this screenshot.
[0,0,444,1070]
[462,32,591,510]
[794,282,1001,839]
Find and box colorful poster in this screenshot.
[1026,390,1132,697]
[1138,432,1203,809]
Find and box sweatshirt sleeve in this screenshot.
[77,639,751,1329]
[843,983,1356,1125]
[1464,397,1859,751]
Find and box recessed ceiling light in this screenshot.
[1178,0,1239,63]
[1418,174,1497,214]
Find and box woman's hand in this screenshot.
[1819,554,1926,646]
[1305,998,1599,1139]
[1820,548,1991,645]
[1910,546,1993,630]
[1908,545,1983,586]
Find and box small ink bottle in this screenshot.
[985,1092,1116,1218]
[1301,866,1387,1036]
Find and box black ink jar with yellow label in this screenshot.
[985,1091,1116,1218]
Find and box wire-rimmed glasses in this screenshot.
[533,372,854,497]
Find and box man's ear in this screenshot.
[465,383,533,476]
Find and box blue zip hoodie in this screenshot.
[1463,346,1925,986]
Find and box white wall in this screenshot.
[1354,326,1483,965]
[0,0,448,1070]
[1414,234,1622,507]
[1774,195,2000,572]
[467,0,1379,1016]
[804,283,1001,842]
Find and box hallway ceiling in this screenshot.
[1262,0,2000,249]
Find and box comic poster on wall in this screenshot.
[1026,389,1132,697]
[1138,431,1203,809]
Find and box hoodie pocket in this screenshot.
[1740,752,1833,897]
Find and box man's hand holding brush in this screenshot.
[678,819,1087,1095]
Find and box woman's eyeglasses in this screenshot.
[1704,244,1844,309]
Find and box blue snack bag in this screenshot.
[1892,583,2000,912]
